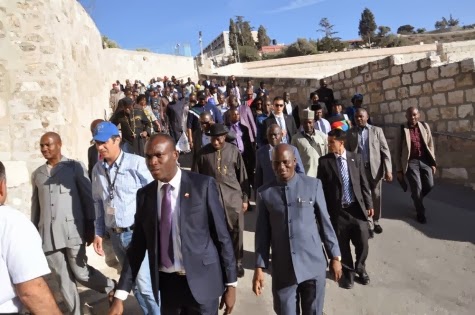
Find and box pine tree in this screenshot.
[240,21,256,47]
[358,8,377,46]
[229,19,237,54]
[318,18,337,38]
[257,25,271,50]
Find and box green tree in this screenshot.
[376,26,391,37]
[101,35,120,48]
[416,28,426,34]
[447,14,460,27]
[435,17,448,30]
[285,38,317,57]
[135,48,151,52]
[229,18,238,53]
[397,24,415,35]
[358,8,377,46]
[240,21,256,47]
[257,25,271,50]
[318,18,337,38]
[238,45,260,62]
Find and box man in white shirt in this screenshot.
[0,161,61,315]
[313,105,331,134]
[283,92,294,116]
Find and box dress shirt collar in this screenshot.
[358,124,371,131]
[158,167,182,191]
[103,150,124,169]
[334,150,347,160]
[274,113,284,118]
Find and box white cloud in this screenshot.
[267,0,326,14]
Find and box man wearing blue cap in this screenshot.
[91,122,160,314]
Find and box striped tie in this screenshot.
[337,156,353,204]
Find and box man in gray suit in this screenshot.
[253,144,342,315]
[31,132,115,315]
[346,108,392,235]
[255,124,305,191]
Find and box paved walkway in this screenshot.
[77,163,475,314]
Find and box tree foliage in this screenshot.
[285,38,317,57]
[435,15,459,30]
[257,25,271,50]
[101,35,120,49]
[318,18,337,38]
[397,24,415,35]
[358,8,377,45]
[377,26,391,37]
[416,28,426,34]
[229,18,238,53]
[240,21,256,47]
[238,45,260,62]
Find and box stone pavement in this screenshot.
[77,174,475,315]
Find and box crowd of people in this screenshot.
[0,74,437,315]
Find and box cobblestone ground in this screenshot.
[73,154,475,314]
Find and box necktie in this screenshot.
[160,184,174,268]
[233,124,244,153]
[277,116,287,143]
[337,156,353,204]
[319,120,326,134]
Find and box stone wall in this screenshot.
[211,56,475,188]
[437,40,475,63]
[0,0,197,213]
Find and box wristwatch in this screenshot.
[332,256,341,262]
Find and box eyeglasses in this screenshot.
[274,104,284,107]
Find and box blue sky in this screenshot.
[80,0,475,55]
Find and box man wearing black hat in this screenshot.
[192,124,249,278]
[186,90,223,150]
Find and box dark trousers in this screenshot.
[273,277,326,315]
[159,272,219,315]
[228,211,244,267]
[406,159,434,215]
[337,205,370,275]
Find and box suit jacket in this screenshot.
[254,144,305,189]
[31,156,95,252]
[317,152,373,230]
[395,121,436,173]
[346,125,392,182]
[228,123,255,173]
[117,170,237,304]
[261,114,298,145]
[224,105,257,143]
[166,99,185,143]
[291,131,328,177]
[255,174,340,289]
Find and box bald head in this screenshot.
[267,124,283,147]
[41,132,62,145]
[40,132,62,164]
[272,143,296,182]
[199,112,213,121]
[355,108,369,127]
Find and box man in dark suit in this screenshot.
[108,134,237,315]
[255,124,305,191]
[166,93,185,144]
[261,96,297,145]
[317,129,374,290]
[253,143,342,315]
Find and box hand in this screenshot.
[189,141,194,149]
[84,221,95,246]
[431,166,436,175]
[140,131,148,138]
[219,286,236,314]
[93,236,104,256]
[242,202,249,213]
[252,268,265,296]
[330,259,342,282]
[385,172,393,182]
[367,209,374,217]
[396,171,404,182]
[108,299,124,315]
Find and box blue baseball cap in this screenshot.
[93,122,119,142]
[352,93,364,101]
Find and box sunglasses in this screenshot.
[274,104,284,107]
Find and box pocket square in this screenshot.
[184,193,190,198]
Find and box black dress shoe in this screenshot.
[340,272,354,289]
[417,214,427,224]
[237,265,245,278]
[357,272,370,285]
[373,224,383,234]
[368,228,374,239]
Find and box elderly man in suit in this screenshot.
[31,132,116,315]
[109,134,237,315]
[346,108,392,235]
[317,129,374,290]
[291,109,328,177]
[395,107,436,224]
[261,96,298,145]
[253,144,342,315]
[255,124,305,190]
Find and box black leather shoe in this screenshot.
[373,224,383,234]
[417,214,427,224]
[340,272,354,289]
[358,272,370,285]
[368,228,374,239]
[237,265,245,278]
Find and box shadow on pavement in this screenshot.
[382,180,475,244]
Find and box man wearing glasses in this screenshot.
[261,96,298,145]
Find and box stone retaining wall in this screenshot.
[211,56,475,188]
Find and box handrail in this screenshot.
[379,123,475,140]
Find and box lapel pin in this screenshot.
[351,159,355,162]
[184,193,190,198]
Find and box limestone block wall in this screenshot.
[437,40,475,63]
[0,0,198,213]
[212,56,475,188]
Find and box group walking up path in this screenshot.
[79,161,475,315]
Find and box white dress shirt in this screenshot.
[274,113,288,143]
[157,168,184,273]
[314,118,331,134]
[285,101,292,116]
